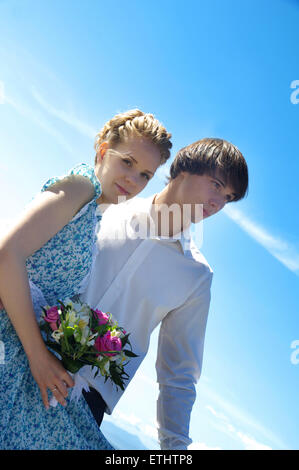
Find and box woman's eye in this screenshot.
[123,158,132,166]
[142,173,150,181]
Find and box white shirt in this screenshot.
[80,195,213,450]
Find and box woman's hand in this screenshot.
[28,348,75,409]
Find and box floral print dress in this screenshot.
[0,163,114,450]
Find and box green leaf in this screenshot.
[65,326,75,338]
[61,356,82,374]
[123,349,138,358]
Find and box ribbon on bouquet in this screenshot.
[49,371,90,407]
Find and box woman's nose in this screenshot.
[125,172,142,188]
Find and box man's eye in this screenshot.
[142,173,150,181]
[212,181,221,189]
[123,158,132,166]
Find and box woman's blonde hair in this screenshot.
[94,109,172,164]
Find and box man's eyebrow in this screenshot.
[123,153,154,175]
[213,176,225,187]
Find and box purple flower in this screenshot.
[44,306,60,331]
[94,309,109,325]
[94,331,122,357]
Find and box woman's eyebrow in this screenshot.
[123,153,154,175]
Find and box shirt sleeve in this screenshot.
[155,268,213,450]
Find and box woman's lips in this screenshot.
[115,183,130,195]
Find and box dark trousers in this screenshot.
[82,387,107,427]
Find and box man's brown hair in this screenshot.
[169,138,248,201]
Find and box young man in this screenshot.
[80,137,249,450]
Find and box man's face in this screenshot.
[173,170,237,223]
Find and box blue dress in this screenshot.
[0,163,114,450]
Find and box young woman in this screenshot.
[0,109,172,450]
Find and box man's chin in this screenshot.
[190,213,205,224]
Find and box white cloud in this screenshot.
[139,424,158,441]
[201,382,287,449]
[31,87,97,139]
[5,94,73,154]
[107,409,158,442]
[135,371,158,389]
[205,403,273,450]
[114,410,142,427]
[236,431,272,450]
[189,442,222,450]
[224,205,299,275]
[206,405,230,422]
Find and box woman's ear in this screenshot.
[99,142,109,161]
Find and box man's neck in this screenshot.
[151,185,190,238]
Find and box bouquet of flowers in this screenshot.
[39,298,137,406]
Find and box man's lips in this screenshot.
[115,183,130,195]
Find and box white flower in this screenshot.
[66,311,80,327]
[64,300,90,321]
[109,351,126,365]
[79,325,90,345]
[73,302,91,320]
[79,312,90,325]
[52,330,64,343]
[86,333,97,347]
[79,327,97,347]
[104,360,110,374]
[110,329,122,338]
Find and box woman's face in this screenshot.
[94,135,162,205]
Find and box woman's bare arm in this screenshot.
[0,175,95,408]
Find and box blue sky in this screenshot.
[0,0,298,450]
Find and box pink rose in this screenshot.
[94,331,122,357]
[94,309,109,325]
[44,306,60,331]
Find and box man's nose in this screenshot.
[209,196,225,212]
